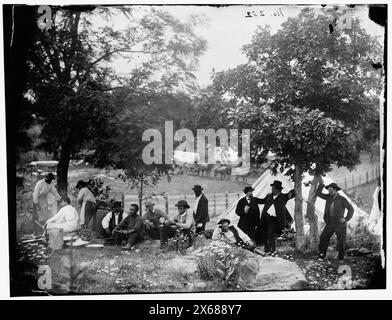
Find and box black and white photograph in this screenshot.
[2,2,387,298]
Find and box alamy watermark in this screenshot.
[142,121,250,167]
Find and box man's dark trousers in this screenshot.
[114,232,144,247]
[319,222,347,259]
[262,214,278,253]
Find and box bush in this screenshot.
[346,223,381,253]
[193,241,247,289]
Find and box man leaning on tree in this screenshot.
[317,178,354,261]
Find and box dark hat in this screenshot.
[192,185,203,191]
[46,172,55,180]
[75,180,87,189]
[270,180,283,190]
[218,218,231,225]
[243,186,254,193]
[175,200,190,209]
[325,183,341,191]
[112,201,122,208]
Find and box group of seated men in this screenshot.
[101,199,197,250]
[44,185,253,252]
[101,199,254,251]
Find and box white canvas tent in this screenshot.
[219,169,369,234]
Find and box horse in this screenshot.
[214,166,232,180]
[194,163,215,177]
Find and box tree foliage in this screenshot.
[26,5,207,193]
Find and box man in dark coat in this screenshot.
[113,204,145,250]
[192,185,209,233]
[317,179,354,261]
[235,186,264,242]
[259,180,295,256]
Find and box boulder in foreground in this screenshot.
[237,256,308,291]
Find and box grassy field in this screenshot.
[13,237,383,295]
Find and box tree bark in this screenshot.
[56,143,71,196]
[294,165,306,251]
[305,174,321,252]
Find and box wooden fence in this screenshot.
[335,166,381,191]
[124,166,380,216]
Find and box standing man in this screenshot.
[159,200,195,250]
[259,180,295,256]
[101,201,127,238]
[112,204,144,250]
[235,186,263,242]
[32,173,61,234]
[317,179,354,261]
[192,185,209,233]
[142,200,170,240]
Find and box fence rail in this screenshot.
[335,165,381,191]
[124,192,241,218]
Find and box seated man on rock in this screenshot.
[159,200,195,250]
[212,218,255,250]
[101,201,127,239]
[142,200,170,240]
[45,196,79,233]
[112,203,144,250]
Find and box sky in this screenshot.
[108,4,385,88]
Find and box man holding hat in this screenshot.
[159,200,195,249]
[235,186,265,242]
[142,200,170,240]
[32,172,61,234]
[192,185,209,233]
[212,218,254,249]
[317,178,354,261]
[259,180,295,256]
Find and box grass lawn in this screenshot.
[13,237,383,295]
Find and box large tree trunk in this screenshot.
[305,174,321,252]
[57,143,71,196]
[294,165,306,251]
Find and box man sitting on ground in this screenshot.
[45,196,79,233]
[159,200,195,250]
[112,204,144,250]
[101,201,127,238]
[142,201,169,240]
[212,218,255,250]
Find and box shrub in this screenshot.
[346,223,381,253]
[193,241,247,288]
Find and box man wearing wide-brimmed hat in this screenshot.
[259,180,295,256]
[212,218,254,248]
[316,178,354,261]
[235,186,265,242]
[142,200,169,240]
[192,185,209,233]
[159,200,195,250]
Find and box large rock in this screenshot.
[164,256,198,275]
[237,256,308,291]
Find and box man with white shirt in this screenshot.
[192,185,209,233]
[259,180,295,256]
[45,196,78,233]
[159,200,195,250]
[32,173,61,234]
[101,201,126,239]
[212,218,255,249]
